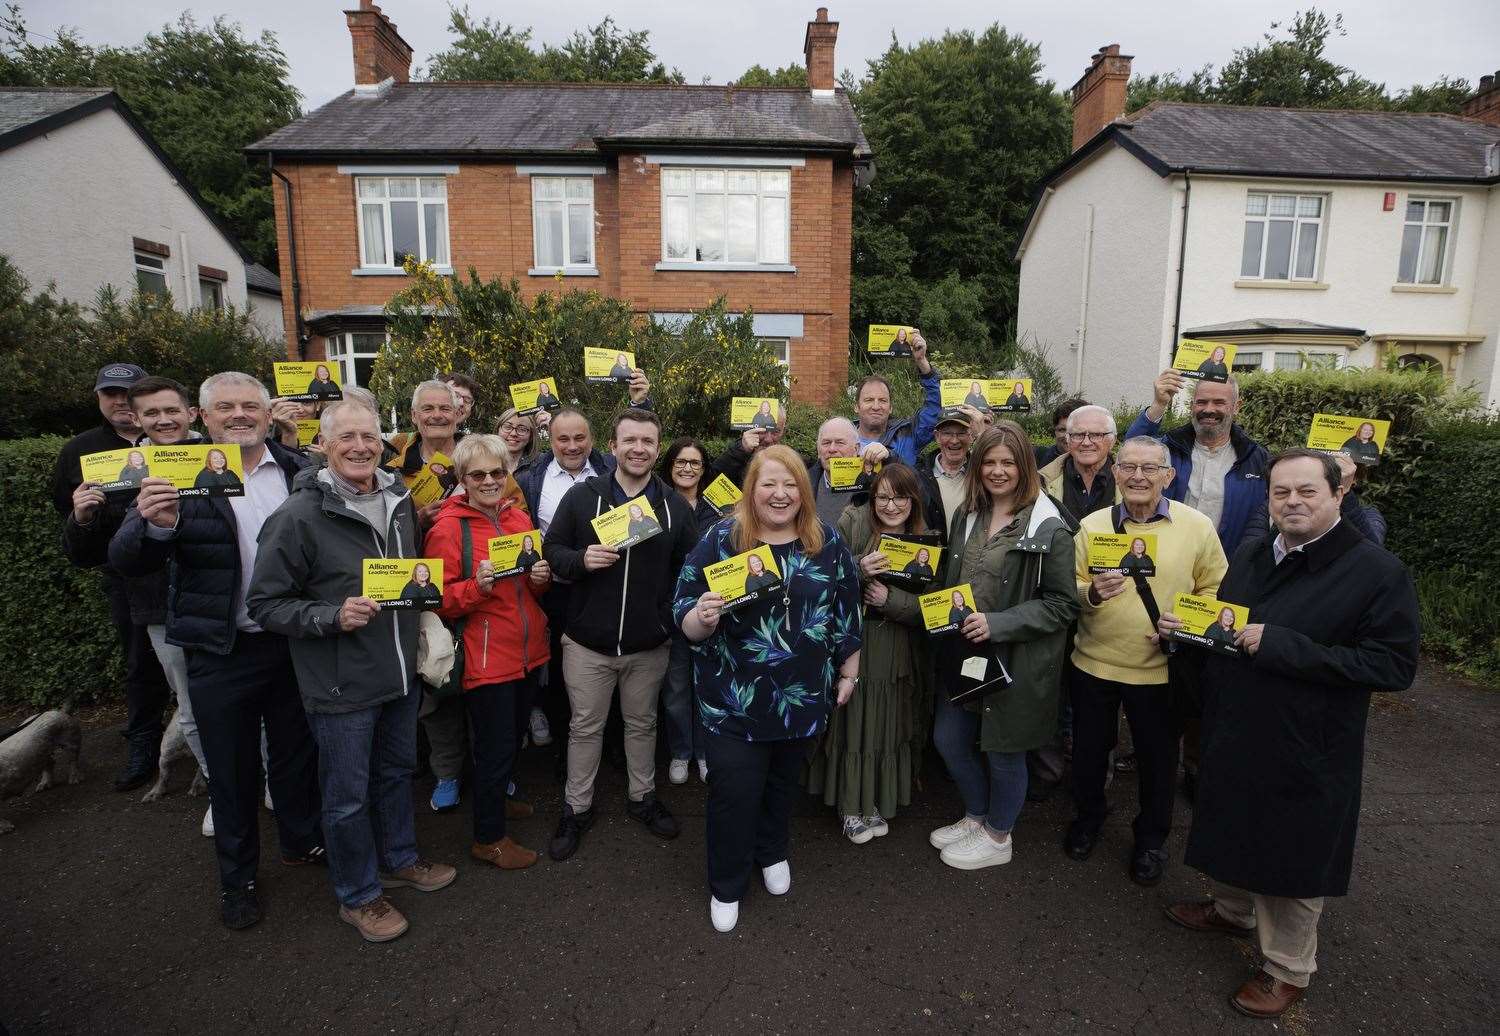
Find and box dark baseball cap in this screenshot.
[935,412,972,431]
[94,362,148,391]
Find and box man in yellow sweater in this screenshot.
[1064,436,1227,886]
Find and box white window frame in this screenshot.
[1240,192,1326,282]
[198,278,224,310]
[1397,197,1456,285]
[659,168,791,269]
[354,176,451,272]
[1230,348,1343,373]
[134,251,168,297]
[325,330,389,388]
[530,176,596,273]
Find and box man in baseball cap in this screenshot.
[917,404,989,534]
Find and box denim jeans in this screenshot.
[932,695,1029,833]
[661,632,706,762]
[306,688,421,908]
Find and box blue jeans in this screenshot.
[306,688,421,908]
[662,632,706,762]
[933,695,1029,833]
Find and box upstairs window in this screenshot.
[532,176,595,270]
[1240,192,1324,281]
[198,278,223,309]
[356,176,450,269]
[135,252,168,297]
[661,168,789,265]
[1398,199,1453,284]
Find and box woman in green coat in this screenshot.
[806,464,931,844]
[926,422,1079,871]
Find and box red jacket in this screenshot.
[424,493,550,691]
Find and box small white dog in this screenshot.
[141,705,207,803]
[0,707,84,834]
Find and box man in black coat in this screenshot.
[1157,448,1419,1019]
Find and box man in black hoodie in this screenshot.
[543,408,697,860]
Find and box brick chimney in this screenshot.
[1070,44,1133,151]
[804,8,839,96]
[346,1,413,87]
[1463,70,1500,126]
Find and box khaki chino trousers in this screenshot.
[1212,882,1327,988]
[561,636,670,812]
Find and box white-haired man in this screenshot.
[1041,403,1118,527]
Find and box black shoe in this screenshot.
[1063,823,1097,861]
[220,882,261,930]
[626,792,680,839]
[1131,847,1168,886]
[548,806,594,861]
[282,845,328,867]
[112,738,158,792]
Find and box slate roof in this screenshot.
[1187,317,1365,337]
[247,82,870,158]
[0,87,113,148]
[245,262,281,295]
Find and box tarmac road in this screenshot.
[1,662,1495,1034]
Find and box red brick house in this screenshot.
[247,3,871,405]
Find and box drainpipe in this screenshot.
[1075,205,1095,393]
[267,154,306,359]
[1168,170,1192,364]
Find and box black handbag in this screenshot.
[424,517,472,701]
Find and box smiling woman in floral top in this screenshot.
[675,444,863,935]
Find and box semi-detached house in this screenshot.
[248,3,871,406]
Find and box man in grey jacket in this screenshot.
[248,401,456,944]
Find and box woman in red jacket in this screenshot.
[426,434,551,870]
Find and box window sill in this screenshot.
[529,267,599,277]
[655,262,796,273]
[1391,283,1457,294]
[351,266,454,277]
[1233,279,1328,291]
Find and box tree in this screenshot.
[734,64,807,88]
[1128,10,1469,114]
[848,27,1070,366]
[423,7,682,83]
[0,6,301,265]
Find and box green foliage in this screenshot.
[0,255,283,438]
[422,8,682,83]
[0,437,121,707]
[1127,9,1469,114]
[847,26,1069,365]
[734,64,807,87]
[0,6,302,264]
[1413,568,1500,683]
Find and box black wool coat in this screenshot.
[1184,518,1419,899]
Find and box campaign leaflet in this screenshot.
[273,361,342,402]
[920,583,977,635]
[590,495,663,550]
[729,397,781,432]
[486,532,543,578]
[79,446,152,494]
[1172,338,1237,383]
[362,558,444,610]
[147,443,245,498]
[509,377,563,416]
[295,419,321,448]
[1086,532,1159,577]
[938,379,1035,416]
[702,473,743,515]
[990,378,1033,413]
[866,324,914,357]
[1166,592,1250,657]
[827,455,878,493]
[876,534,944,589]
[704,544,783,613]
[1306,413,1390,466]
[584,347,637,384]
[403,451,455,508]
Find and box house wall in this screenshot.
[271,153,853,405]
[0,108,248,311]
[247,290,286,339]
[1464,188,1500,405]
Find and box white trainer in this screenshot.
[940,830,1013,870]
[842,815,873,844]
[668,759,690,785]
[929,816,981,849]
[710,896,739,933]
[529,707,553,747]
[201,806,215,838]
[263,785,274,812]
[866,810,889,838]
[761,860,791,895]
[696,758,709,782]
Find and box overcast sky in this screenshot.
[19,0,1500,111]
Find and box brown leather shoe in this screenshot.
[505,798,535,820]
[339,895,409,943]
[1230,972,1305,1018]
[1164,901,1255,936]
[379,858,457,893]
[471,836,539,870]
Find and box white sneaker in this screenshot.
[710,896,739,932]
[263,785,274,812]
[842,815,873,844]
[866,810,889,838]
[201,806,215,838]
[668,759,690,785]
[929,816,981,849]
[940,830,1013,870]
[529,707,553,747]
[761,860,791,895]
[696,758,709,782]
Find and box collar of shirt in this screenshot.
[1272,517,1341,565]
[1067,457,1113,488]
[1113,497,1171,529]
[932,454,966,481]
[548,458,594,483]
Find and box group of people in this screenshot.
[53,332,1419,1019]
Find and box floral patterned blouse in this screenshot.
[673,518,863,742]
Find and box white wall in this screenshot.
[1016,146,1175,409]
[0,107,248,311]
[1464,188,1500,406]
[247,290,286,339]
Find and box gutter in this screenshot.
[267,154,307,358]
[1169,170,1192,360]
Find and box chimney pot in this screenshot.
[1462,66,1500,127]
[816,7,828,21]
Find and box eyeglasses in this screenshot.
[463,467,508,484]
[1115,463,1165,476]
[499,422,530,434]
[672,459,703,470]
[1068,431,1115,442]
[874,494,912,506]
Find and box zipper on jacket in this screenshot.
[482,509,533,673]
[362,509,411,700]
[482,618,490,670]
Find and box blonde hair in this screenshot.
[732,444,824,556]
[962,422,1041,514]
[450,434,510,480]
